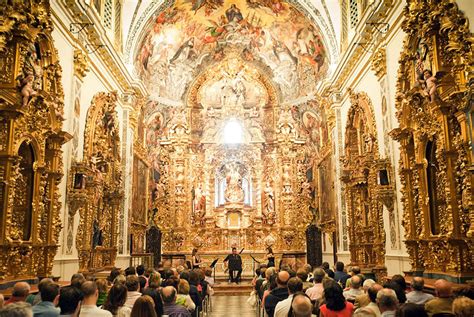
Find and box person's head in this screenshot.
[296,269,308,282]
[303,264,312,274]
[265,267,276,280]
[321,262,330,270]
[288,277,303,295]
[178,279,190,295]
[130,295,157,317]
[96,278,108,294]
[102,283,127,315]
[81,281,98,303]
[70,273,85,289]
[363,279,375,291]
[397,302,428,317]
[351,266,361,275]
[138,276,147,291]
[267,247,273,254]
[377,288,398,312]
[149,271,161,288]
[37,278,53,294]
[114,274,126,285]
[40,283,59,303]
[192,248,198,256]
[350,275,362,289]
[391,274,407,290]
[452,296,474,317]
[108,268,121,283]
[423,69,432,79]
[313,268,325,283]
[383,282,406,303]
[161,286,177,304]
[335,261,344,272]
[291,294,312,317]
[163,276,179,289]
[188,270,199,286]
[125,266,137,276]
[323,280,346,311]
[136,264,146,276]
[180,270,190,282]
[12,282,31,299]
[411,276,424,291]
[58,286,83,315]
[368,284,383,303]
[126,275,140,292]
[0,302,32,317]
[232,247,237,254]
[205,268,212,277]
[354,307,377,317]
[276,271,290,288]
[434,279,452,298]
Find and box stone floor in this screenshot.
[209,295,257,317]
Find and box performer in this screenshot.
[191,248,203,269]
[223,247,242,284]
[266,247,275,268]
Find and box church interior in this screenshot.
[0,0,473,315]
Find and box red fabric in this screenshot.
[320,302,354,317]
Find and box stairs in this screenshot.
[212,280,254,296]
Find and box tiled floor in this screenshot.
[209,295,257,317]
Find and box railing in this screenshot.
[129,253,153,268]
[199,294,212,317]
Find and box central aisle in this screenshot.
[211,295,257,317]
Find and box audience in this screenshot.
[142,272,164,316]
[296,269,312,291]
[27,278,53,306]
[356,283,383,317]
[274,277,303,317]
[70,274,85,290]
[161,286,191,317]
[452,296,474,317]
[334,262,350,287]
[397,302,428,317]
[319,280,354,317]
[264,270,290,317]
[377,288,398,317]
[79,281,112,316]
[322,262,335,279]
[102,283,130,316]
[176,279,196,312]
[124,275,142,309]
[5,282,31,305]
[124,267,136,277]
[58,286,82,317]
[354,278,375,309]
[406,276,434,305]
[96,278,108,306]
[306,268,325,301]
[425,279,454,317]
[32,282,60,317]
[130,295,156,317]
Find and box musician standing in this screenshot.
[223,247,242,284]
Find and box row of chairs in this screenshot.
[198,294,212,317]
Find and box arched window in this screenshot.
[426,140,440,235]
[14,142,35,240]
[223,119,243,144]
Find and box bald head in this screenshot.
[411,277,424,291]
[434,279,452,298]
[368,284,383,303]
[291,294,313,317]
[12,282,30,298]
[277,271,290,287]
[161,286,177,304]
[351,275,362,289]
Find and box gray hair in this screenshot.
[377,288,399,310]
[0,302,33,317]
[363,279,376,289]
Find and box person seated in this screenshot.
[452,296,474,317]
[95,279,108,307]
[124,275,141,309]
[5,282,31,305]
[176,279,196,312]
[265,271,290,317]
[354,279,376,309]
[406,277,434,305]
[291,294,313,317]
[0,302,33,317]
[274,277,303,317]
[343,275,364,302]
[79,281,112,316]
[70,273,85,290]
[130,295,157,317]
[306,268,325,301]
[58,286,83,317]
[334,262,350,287]
[32,282,60,317]
[161,286,191,317]
[26,278,53,306]
[376,288,398,317]
[319,280,354,317]
[296,269,312,291]
[398,302,428,317]
[425,279,454,317]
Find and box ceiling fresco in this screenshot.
[134,0,329,104]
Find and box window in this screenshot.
[223,119,243,144]
[103,0,113,29]
[426,140,440,235]
[350,0,359,28]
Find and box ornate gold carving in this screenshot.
[73,49,89,80]
[371,47,387,79]
[0,1,70,282]
[391,0,473,281]
[342,91,387,277]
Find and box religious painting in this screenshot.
[146,112,164,148]
[134,0,329,102]
[318,155,336,223]
[132,157,148,224]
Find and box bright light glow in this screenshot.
[223,120,243,144]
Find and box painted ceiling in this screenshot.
[132,0,332,104]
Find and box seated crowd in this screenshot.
[0,263,215,317]
[251,261,474,317]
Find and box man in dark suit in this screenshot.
[224,247,242,283]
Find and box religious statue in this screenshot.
[263,182,276,225]
[224,162,244,203]
[193,184,206,224]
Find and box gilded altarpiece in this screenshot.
[342,91,388,280]
[390,0,473,282]
[145,56,334,261]
[0,2,70,281]
[68,92,123,272]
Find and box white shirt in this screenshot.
[274,294,294,317]
[79,305,112,317]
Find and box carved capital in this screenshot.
[371,47,387,80]
[73,49,89,80]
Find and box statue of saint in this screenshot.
[263,182,276,225]
[224,162,244,203]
